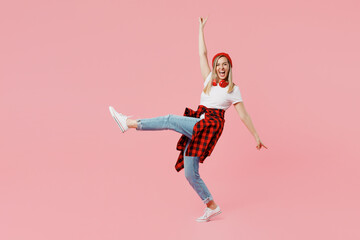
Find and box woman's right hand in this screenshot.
[199,17,208,29]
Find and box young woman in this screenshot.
[109,17,267,222]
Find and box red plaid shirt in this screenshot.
[175,105,225,172]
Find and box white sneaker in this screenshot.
[109,106,132,133]
[196,206,222,222]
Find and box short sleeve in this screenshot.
[203,71,212,87]
[229,86,243,104]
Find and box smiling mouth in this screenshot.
[219,71,225,77]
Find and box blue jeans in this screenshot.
[136,114,214,204]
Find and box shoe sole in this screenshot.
[196,210,222,222]
[109,106,125,133]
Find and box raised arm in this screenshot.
[199,17,211,81]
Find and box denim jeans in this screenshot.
[136,114,214,204]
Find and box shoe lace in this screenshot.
[118,113,133,119]
[203,208,211,218]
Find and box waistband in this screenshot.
[195,105,225,119]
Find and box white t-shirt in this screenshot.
[199,71,243,119]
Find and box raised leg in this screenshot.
[134,114,201,139]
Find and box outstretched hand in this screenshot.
[199,17,208,28]
[256,138,268,150]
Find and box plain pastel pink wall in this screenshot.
[1,0,360,239]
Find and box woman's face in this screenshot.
[216,56,230,80]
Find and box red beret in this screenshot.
[212,52,232,67]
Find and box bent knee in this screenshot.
[166,114,175,120]
[164,114,175,128]
[164,114,173,122]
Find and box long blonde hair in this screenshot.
[203,55,235,95]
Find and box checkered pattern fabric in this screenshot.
[175,105,225,172]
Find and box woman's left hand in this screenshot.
[255,138,268,150]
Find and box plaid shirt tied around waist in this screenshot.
[175,105,225,172]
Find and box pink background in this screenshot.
[1,0,360,239]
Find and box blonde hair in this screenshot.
[203,55,235,95]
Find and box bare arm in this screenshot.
[199,17,211,81]
[234,102,268,150]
